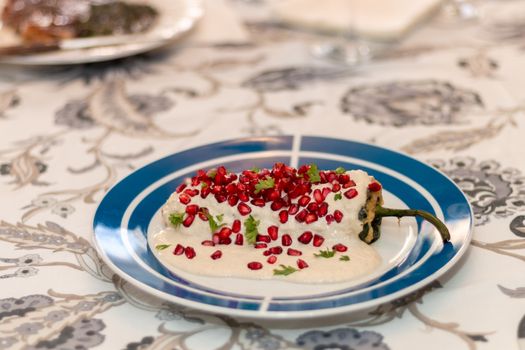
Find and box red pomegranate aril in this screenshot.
[298,195,311,207]
[298,165,308,174]
[263,250,271,256]
[198,211,209,221]
[332,183,341,192]
[238,191,250,202]
[235,233,244,245]
[287,248,302,256]
[327,172,337,182]
[305,213,318,224]
[247,262,263,270]
[184,246,196,259]
[322,187,332,199]
[232,219,241,233]
[319,171,328,183]
[344,188,358,199]
[339,174,350,184]
[313,189,324,203]
[184,188,199,197]
[334,210,344,223]
[295,209,308,222]
[215,194,227,203]
[237,183,247,191]
[288,204,300,215]
[279,210,289,223]
[210,250,222,260]
[267,225,279,240]
[219,237,232,245]
[200,186,211,199]
[297,259,309,269]
[343,180,356,188]
[269,246,283,255]
[282,234,292,246]
[176,183,187,193]
[185,204,199,215]
[183,214,195,227]
[312,234,324,247]
[325,214,335,224]
[306,202,318,213]
[267,256,277,264]
[219,227,232,239]
[298,231,313,244]
[318,202,328,217]
[173,244,184,255]
[228,195,239,206]
[270,200,284,211]
[254,243,268,249]
[267,189,280,202]
[211,185,223,195]
[201,240,215,246]
[333,243,348,252]
[212,233,220,244]
[256,234,271,243]
[251,198,266,207]
[179,193,191,204]
[237,202,252,216]
[226,183,237,194]
[368,182,382,192]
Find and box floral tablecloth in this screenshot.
[1,1,525,349]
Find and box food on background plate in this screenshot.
[150,163,450,283]
[1,0,158,44]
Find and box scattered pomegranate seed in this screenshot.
[237,202,252,216]
[200,186,211,199]
[298,195,311,207]
[215,194,227,203]
[332,183,341,192]
[313,189,324,203]
[254,243,268,249]
[256,234,271,243]
[368,182,382,192]
[251,198,266,207]
[279,210,289,223]
[247,261,263,270]
[218,227,232,239]
[281,234,292,246]
[176,184,187,193]
[306,202,318,213]
[267,226,279,240]
[325,214,335,224]
[186,204,200,215]
[322,187,332,199]
[228,195,239,206]
[184,188,199,197]
[184,246,196,259]
[235,233,244,245]
[232,219,241,233]
[333,243,348,252]
[343,180,356,188]
[238,191,249,202]
[263,250,271,256]
[198,211,209,221]
[344,188,358,199]
[210,250,222,260]
[298,231,313,244]
[305,213,318,224]
[287,248,302,256]
[219,237,232,245]
[267,256,277,264]
[270,200,284,211]
[327,172,337,182]
[312,234,325,247]
[288,204,299,215]
[339,174,350,183]
[201,240,215,246]
[173,244,184,255]
[226,183,237,194]
[183,214,195,227]
[318,202,328,217]
[267,189,280,202]
[179,193,191,204]
[297,259,309,269]
[295,209,307,222]
[334,210,344,223]
[319,171,327,183]
[212,233,220,244]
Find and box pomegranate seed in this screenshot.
[237,203,252,216]
[263,250,271,256]
[334,210,344,223]
[269,246,283,255]
[297,259,309,269]
[313,189,324,203]
[326,214,335,224]
[288,204,299,215]
[267,256,277,264]
[298,165,308,174]
[198,211,209,221]
[235,233,244,245]
[279,210,289,223]
[247,262,263,270]
[270,200,284,211]
[173,244,184,255]
[333,243,348,252]
[267,226,279,241]
[184,246,196,259]
[210,250,222,260]
[287,248,302,256]
[319,171,328,183]
[368,182,382,192]
[238,191,249,202]
[306,202,318,212]
[318,202,328,217]
[215,194,227,203]
[212,233,220,244]
[343,180,356,188]
[219,227,232,239]
[267,189,280,202]
[295,209,308,222]
[312,234,324,247]
[305,213,318,224]
[281,234,292,246]
[344,188,358,199]
[201,240,215,246]
[251,198,266,207]
[254,243,268,249]
[327,172,337,182]
[185,204,199,215]
[183,214,195,227]
[237,183,247,191]
[219,237,232,245]
[228,195,239,206]
[232,219,241,233]
[184,188,199,197]
[176,184,187,193]
[332,183,341,192]
[226,183,237,194]
[298,195,311,207]
[200,186,211,198]
[179,193,191,204]
[322,187,331,198]
[339,174,350,184]
[256,234,271,243]
[298,231,313,244]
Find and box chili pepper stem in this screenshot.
[375,206,451,243]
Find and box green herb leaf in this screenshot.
[306,164,321,183]
[250,167,261,173]
[205,212,226,233]
[216,214,224,222]
[244,215,260,244]
[339,255,350,261]
[201,181,208,189]
[207,169,217,179]
[334,192,342,201]
[155,244,171,250]
[273,264,298,276]
[335,166,346,175]
[314,248,336,258]
[254,177,275,194]
[169,212,185,228]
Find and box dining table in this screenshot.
[1,1,524,349]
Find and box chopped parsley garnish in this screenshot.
[201,181,208,189]
[306,164,321,183]
[335,166,346,175]
[205,212,226,233]
[169,212,185,228]
[216,214,224,222]
[334,192,342,201]
[339,255,350,261]
[244,215,260,244]
[250,167,261,173]
[273,264,298,276]
[155,244,171,251]
[207,169,217,179]
[314,248,336,258]
[254,177,275,194]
